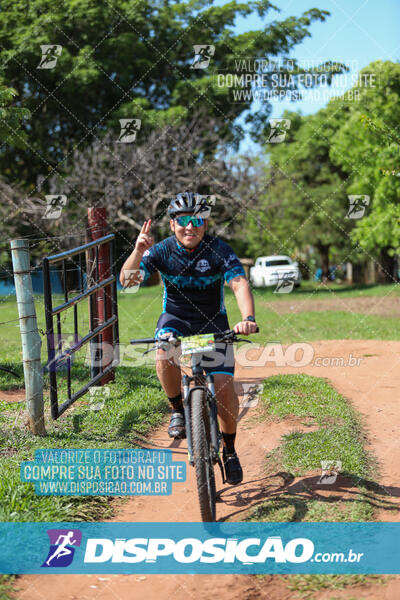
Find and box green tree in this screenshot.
[0,81,30,256]
[245,103,355,280]
[330,60,400,282]
[0,0,334,186]
[0,81,30,148]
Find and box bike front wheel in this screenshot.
[191,388,216,522]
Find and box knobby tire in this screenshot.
[190,388,216,522]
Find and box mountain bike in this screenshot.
[130,328,258,522]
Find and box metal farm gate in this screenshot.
[42,233,119,419]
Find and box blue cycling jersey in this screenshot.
[139,234,245,322]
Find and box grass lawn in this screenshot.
[251,280,400,300]
[1,281,399,375]
[0,282,397,521]
[0,282,397,522]
[275,574,387,599]
[0,364,167,522]
[0,362,168,598]
[248,281,400,342]
[0,283,397,598]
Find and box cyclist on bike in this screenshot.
[120,192,258,485]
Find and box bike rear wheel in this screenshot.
[191,388,216,522]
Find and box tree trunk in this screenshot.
[316,243,330,282]
[378,248,397,283]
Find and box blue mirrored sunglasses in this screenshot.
[175,215,204,227]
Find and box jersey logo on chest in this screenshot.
[195,259,211,272]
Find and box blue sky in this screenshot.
[213,0,400,152]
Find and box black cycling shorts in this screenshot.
[154,312,235,376]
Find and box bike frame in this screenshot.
[130,328,257,488]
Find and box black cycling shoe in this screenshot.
[223,448,243,485]
[168,411,186,439]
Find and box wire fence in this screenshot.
[0,240,94,337]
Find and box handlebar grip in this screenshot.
[130,338,157,344]
[255,326,259,333]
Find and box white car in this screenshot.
[250,255,301,288]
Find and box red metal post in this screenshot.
[87,207,115,383]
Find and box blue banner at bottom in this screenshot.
[0,522,398,574]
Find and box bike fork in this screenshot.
[182,374,194,466]
[206,375,226,485]
[183,373,226,484]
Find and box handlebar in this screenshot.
[130,327,259,346]
[129,337,157,344]
[213,326,259,343]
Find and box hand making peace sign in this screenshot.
[135,220,154,255]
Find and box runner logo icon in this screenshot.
[267,118,291,143]
[117,119,141,143]
[345,195,370,219]
[43,194,67,220]
[42,529,82,568]
[37,45,62,69]
[190,45,215,69]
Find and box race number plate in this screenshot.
[181,333,216,356]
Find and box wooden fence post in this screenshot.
[10,239,46,435]
[87,207,114,384]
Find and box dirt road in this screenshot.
[14,340,400,600]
